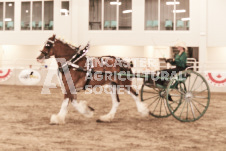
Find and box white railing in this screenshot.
[1,58,226,92]
[0,58,58,70]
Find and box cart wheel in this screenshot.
[166,70,210,122]
[140,83,171,118]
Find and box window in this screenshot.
[119,0,132,30]
[89,0,102,30]
[32,1,42,30]
[160,0,174,30]
[44,1,54,30]
[0,2,15,31]
[0,2,3,31]
[145,0,158,30]
[5,2,14,31]
[104,0,132,30]
[20,1,54,31]
[89,0,132,30]
[176,0,189,30]
[61,1,70,16]
[104,0,117,30]
[145,0,190,31]
[21,2,31,30]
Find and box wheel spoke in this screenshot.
[159,98,162,116]
[192,98,207,108]
[194,96,208,99]
[193,89,208,95]
[143,95,159,101]
[152,98,160,113]
[190,75,198,91]
[193,81,204,92]
[179,101,187,119]
[148,97,159,108]
[142,90,158,94]
[186,101,189,120]
[188,75,191,91]
[189,101,196,120]
[179,83,186,93]
[190,100,202,115]
[163,98,169,115]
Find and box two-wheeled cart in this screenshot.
[137,70,210,122]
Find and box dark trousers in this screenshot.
[156,66,186,85]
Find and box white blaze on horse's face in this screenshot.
[37,35,56,63]
[36,49,46,63]
[37,55,45,63]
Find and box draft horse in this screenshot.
[37,35,149,124]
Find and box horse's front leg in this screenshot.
[71,94,94,118]
[50,97,69,125]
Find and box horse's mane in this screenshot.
[53,37,132,70]
[55,37,79,51]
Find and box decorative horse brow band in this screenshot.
[47,40,55,44]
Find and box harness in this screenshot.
[43,39,132,91]
[83,57,94,90]
[58,46,94,90]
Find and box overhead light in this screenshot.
[8,3,12,7]
[5,18,12,21]
[60,9,69,13]
[26,10,29,13]
[123,10,132,13]
[60,9,69,16]
[181,18,190,21]
[173,9,186,13]
[166,2,180,5]
[110,2,122,5]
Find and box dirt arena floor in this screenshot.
[0,85,226,151]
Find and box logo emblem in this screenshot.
[0,68,12,82]
[18,69,41,85]
[205,71,226,87]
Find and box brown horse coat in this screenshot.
[37,35,149,124]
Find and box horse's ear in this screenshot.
[52,34,56,40]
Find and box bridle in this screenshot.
[41,39,55,59]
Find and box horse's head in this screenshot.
[37,34,56,63]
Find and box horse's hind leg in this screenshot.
[125,87,149,117]
[97,83,120,122]
[50,98,69,125]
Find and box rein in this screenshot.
[55,42,137,91]
[59,45,89,73]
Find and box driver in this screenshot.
[161,41,187,78]
[156,41,187,101]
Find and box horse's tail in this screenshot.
[117,58,133,73]
[130,61,134,68]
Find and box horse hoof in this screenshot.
[50,114,65,125]
[49,122,58,125]
[96,119,104,123]
[88,106,95,111]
